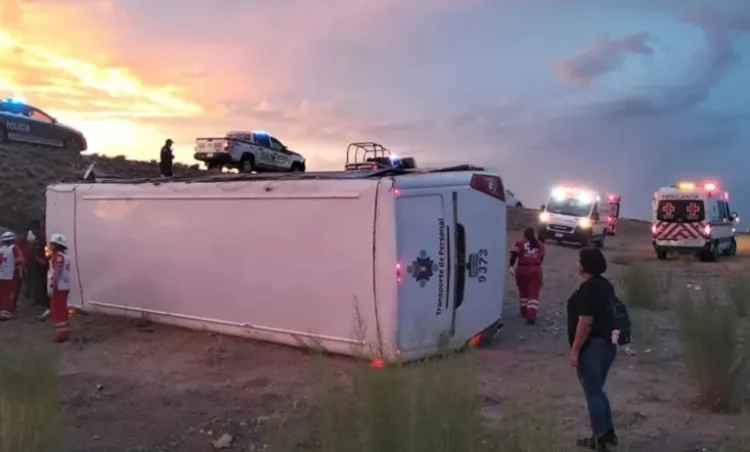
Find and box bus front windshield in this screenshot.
[545,197,593,218]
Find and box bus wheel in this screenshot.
[656,250,668,260]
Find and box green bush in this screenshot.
[0,346,60,452]
[676,290,750,411]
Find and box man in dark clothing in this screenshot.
[160,139,175,177]
[25,220,49,309]
[566,247,618,451]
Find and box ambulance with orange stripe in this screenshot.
[652,181,739,261]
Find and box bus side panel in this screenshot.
[45,186,84,308]
[72,182,380,356]
[394,192,453,355]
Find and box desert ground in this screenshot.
[1,145,749,451]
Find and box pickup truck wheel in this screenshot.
[240,155,255,173]
[515,202,523,208]
[290,162,304,172]
[206,161,219,171]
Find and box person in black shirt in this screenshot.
[160,139,174,177]
[566,247,617,451]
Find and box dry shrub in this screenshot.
[726,276,750,318]
[610,253,637,266]
[301,352,485,452]
[0,345,60,452]
[676,288,750,411]
[620,262,670,311]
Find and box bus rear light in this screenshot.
[470,174,505,201]
[651,223,658,236]
[703,224,711,237]
[396,262,402,284]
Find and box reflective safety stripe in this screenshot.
[527,299,539,309]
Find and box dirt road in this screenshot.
[1,210,748,451]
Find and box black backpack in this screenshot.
[610,294,632,346]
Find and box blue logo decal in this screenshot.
[407,250,439,288]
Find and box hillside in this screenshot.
[0,143,651,235]
[0,144,205,231]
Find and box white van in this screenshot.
[45,167,507,363]
[538,186,610,247]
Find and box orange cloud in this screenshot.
[0,0,208,161]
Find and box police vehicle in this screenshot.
[344,141,417,171]
[652,181,739,262]
[194,131,306,173]
[537,186,612,247]
[0,97,88,152]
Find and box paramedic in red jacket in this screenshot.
[12,233,29,308]
[509,227,545,325]
[0,231,25,320]
[47,233,72,343]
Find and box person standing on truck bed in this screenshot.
[46,233,72,343]
[0,232,25,320]
[160,138,174,178]
[509,227,545,325]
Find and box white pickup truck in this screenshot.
[194,131,306,173]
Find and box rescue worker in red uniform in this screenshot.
[0,231,25,319]
[12,232,30,308]
[509,227,545,325]
[47,233,72,343]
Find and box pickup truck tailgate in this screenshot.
[195,138,227,156]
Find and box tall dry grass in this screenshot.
[726,275,750,318]
[620,262,670,311]
[676,286,750,411]
[304,353,485,452]
[0,346,60,452]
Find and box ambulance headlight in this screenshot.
[539,211,550,223]
[578,217,592,229]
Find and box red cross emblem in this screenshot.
[686,202,700,216]
[661,203,675,216]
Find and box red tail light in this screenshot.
[396,262,402,284]
[470,174,505,201]
[651,223,658,237]
[702,224,711,237]
[222,141,231,151]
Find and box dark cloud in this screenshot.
[597,5,750,120]
[552,33,655,85]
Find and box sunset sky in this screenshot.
[1,0,749,219]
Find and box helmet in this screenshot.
[49,233,67,248]
[0,231,16,242]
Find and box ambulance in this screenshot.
[652,181,739,261]
[538,186,613,247]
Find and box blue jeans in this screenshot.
[576,338,617,436]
